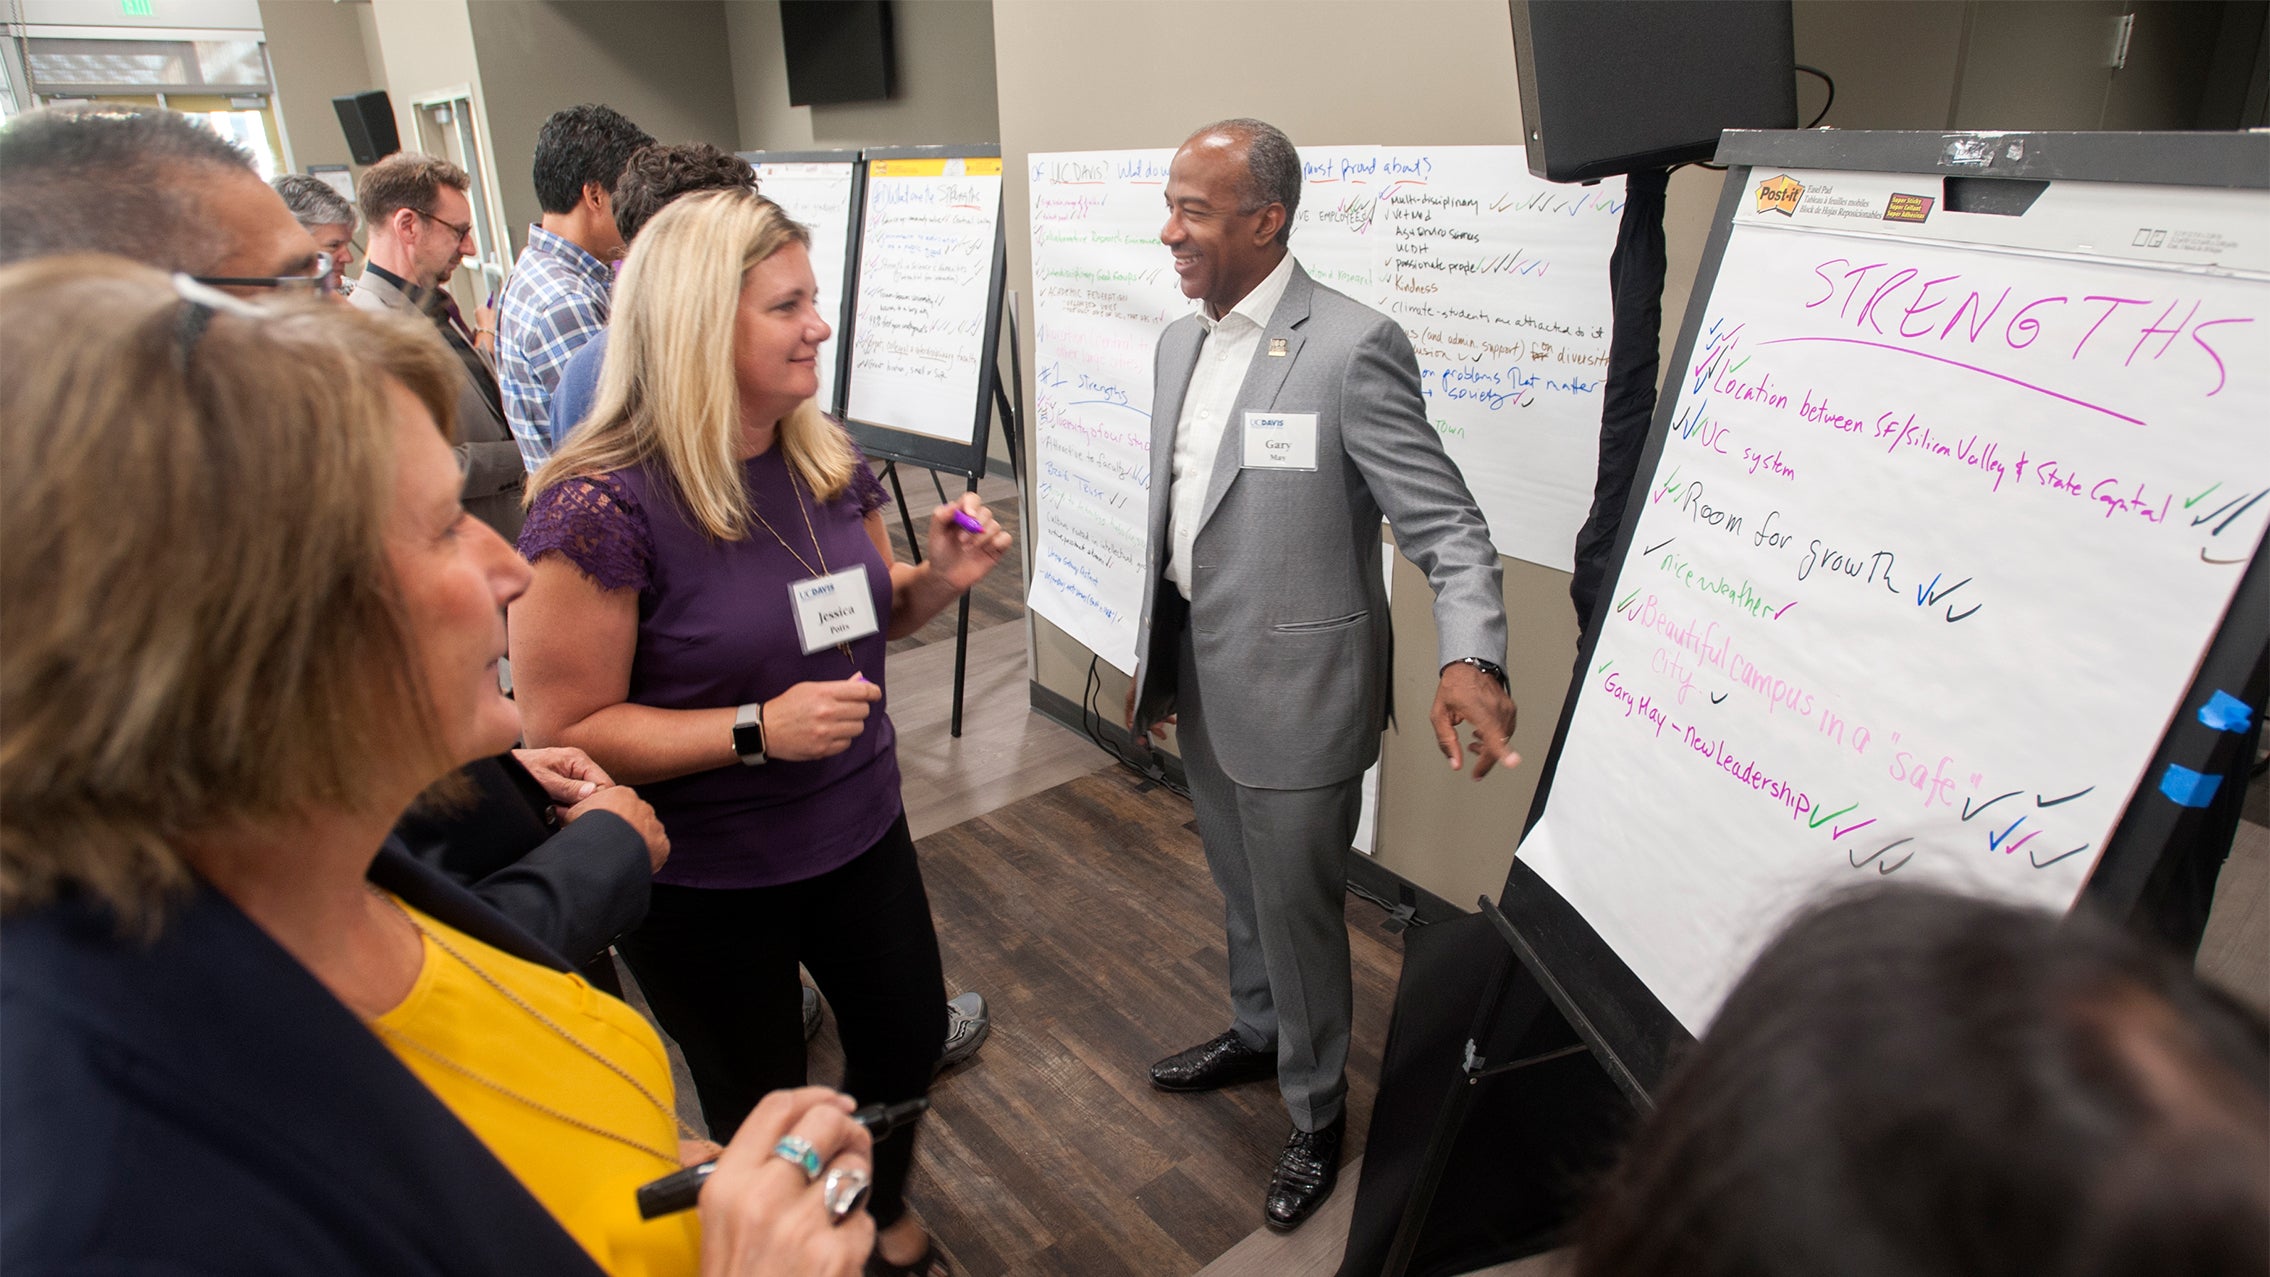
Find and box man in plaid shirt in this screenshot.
[494,103,653,472]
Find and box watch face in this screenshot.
[734,720,764,758]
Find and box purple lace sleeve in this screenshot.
[517,473,652,592]
[846,440,891,517]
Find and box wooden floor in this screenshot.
[849,770,1407,1275]
[634,759,1414,1275]
[615,464,2270,1276]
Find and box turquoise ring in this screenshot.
[771,1135,823,1182]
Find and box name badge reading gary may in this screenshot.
[1241,411,1318,471]
[789,564,880,655]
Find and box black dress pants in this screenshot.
[616,812,946,1227]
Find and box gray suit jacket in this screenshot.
[1132,262,1507,791]
[350,269,527,541]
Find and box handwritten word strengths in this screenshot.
[1801,257,2257,397]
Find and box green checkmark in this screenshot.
[2184,481,2222,510]
[1615,588,1640,612]
[1808,801,1858,830]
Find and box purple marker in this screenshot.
[950,509,986,534]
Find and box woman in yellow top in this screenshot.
[0,256,869,1277]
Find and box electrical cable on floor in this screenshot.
[1081,656,1188,798]
[1346,880,1403,916]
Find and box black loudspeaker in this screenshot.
[780,0,894,106]
[331,90,400,166]
[1510,0,1797,181]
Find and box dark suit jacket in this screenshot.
[349,268,527,541]
[392,754,651,967]
[1,849,607,1275]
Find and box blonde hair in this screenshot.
[529,188,856,539]
[0,256,464,933]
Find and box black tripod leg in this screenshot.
[883,461,921,564]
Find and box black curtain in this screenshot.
[1568,168,1673,643]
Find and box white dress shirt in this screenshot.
[1166,251,1298,599]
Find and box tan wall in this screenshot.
[1790,0,1970,130]
[363,0,483,163]
[724,0,999,152]
[466,0,740,256]
[257,0,384,175]
[995,0,1560,908]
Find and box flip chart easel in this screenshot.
[1379,128,2270,1275]
[839,146,1019,736]
[842,145,1008,478]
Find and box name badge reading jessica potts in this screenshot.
[1241,411,1318,471]
[789,565,880,654]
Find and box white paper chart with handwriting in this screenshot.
[844,155,1002,444]
[1519,170,2270,1034]
[1026,146,1621,670]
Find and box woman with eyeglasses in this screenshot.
[0,256,875,1277]
[510,189,1010,1277]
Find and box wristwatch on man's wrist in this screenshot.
[1446,656,1510,694]
[733,701,768,766]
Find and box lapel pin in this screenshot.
[1267,338,1288,357]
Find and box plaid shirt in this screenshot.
[495,225,614,472]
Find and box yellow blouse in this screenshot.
[372,898,700,1277]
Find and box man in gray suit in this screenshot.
[350,152,526,540]
[1129,119,1521,1231]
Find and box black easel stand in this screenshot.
[947,307,1026,737]
[872,305,1026,739]
[881,462,924,565]
[1345,172,1674,1277]
[1339,902,1632,1277]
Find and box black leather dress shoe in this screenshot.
[1149,1030,1276,1092]
[1264,1114,1346,1232]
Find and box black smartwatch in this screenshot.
[733,702,767,766]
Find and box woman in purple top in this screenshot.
[512,189,1009,1277]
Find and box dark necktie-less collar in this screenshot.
[362,260,416,301]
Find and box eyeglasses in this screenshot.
[191,252,337,296]
[170,272,268,364]
[417,209,476,243]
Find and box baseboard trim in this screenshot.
[1347,848,1467,929]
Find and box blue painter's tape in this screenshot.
[2159,764,2223,809]
[2197,690,2254,734]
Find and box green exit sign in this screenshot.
[122,0,153,15]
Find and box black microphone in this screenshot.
[635,1098,929,1220]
